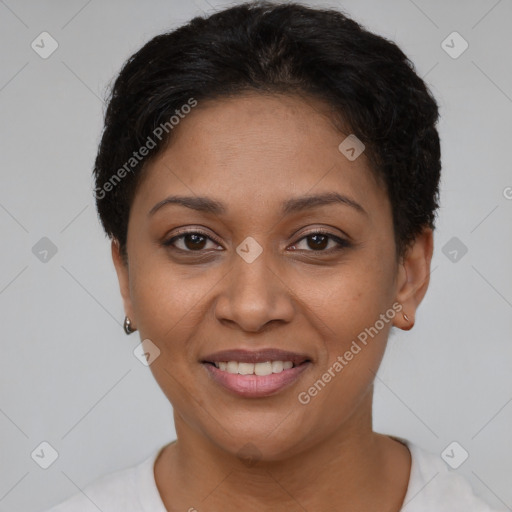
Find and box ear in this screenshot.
[393,227,434,331]
[111,239,136,328]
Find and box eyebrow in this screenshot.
[148,192,367,217]
[282,192,367,216]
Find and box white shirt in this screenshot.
[42,437,505,511]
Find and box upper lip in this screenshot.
[201,349,311,365]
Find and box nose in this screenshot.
[214,249,295,333]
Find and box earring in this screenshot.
[402,311,414,330]
[123,316,136,335]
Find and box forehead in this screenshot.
[131,92,388,222]
[163,92,354,170]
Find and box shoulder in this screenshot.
[41,465,139,512]
[396,437,506,512]
[40,447,165,512]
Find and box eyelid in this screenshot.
[164,227,223,249]
[296,227,349,241]
[163,227,351,253]
[289,228,350,251]
[170,227,220,242]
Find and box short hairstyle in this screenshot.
[93,1,441,264]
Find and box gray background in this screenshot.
[0,0,511,510]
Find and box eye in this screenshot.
[162,230,223,252]
[162,229,351,254]
[289,231,351,252]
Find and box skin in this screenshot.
[112,92,433,511]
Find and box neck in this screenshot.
[154,390,411,511]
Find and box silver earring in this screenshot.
[123,316,136,335]
[403,312,409,322]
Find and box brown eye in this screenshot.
[163,231,222,252]
[289,231,351,252]
[182,233,207,250]
[306,234,329,250]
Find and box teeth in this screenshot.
[226,361,238,374]
[238,362,254,375]
[213,360,296,375]
[255,361,273,376]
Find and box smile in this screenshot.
[201,358,311,399]
[211,360,294,375]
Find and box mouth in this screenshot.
[200,349,312,398]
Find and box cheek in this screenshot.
[128,260,210,409]
[302,253,396,343]
[297,249,396,403]
[296,276,394,435]
[128,255,209,350]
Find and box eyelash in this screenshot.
[162,229,351,254]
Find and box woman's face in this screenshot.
[113,92,431,460]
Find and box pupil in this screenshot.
[185,234,206,250]
[308,234,328,250]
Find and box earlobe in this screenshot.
[393,227,434,331]
[111,239,136,329]
[401,311,413,331]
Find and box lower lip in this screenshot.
[202,362,311,398]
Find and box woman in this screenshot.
[44,1,504,510]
